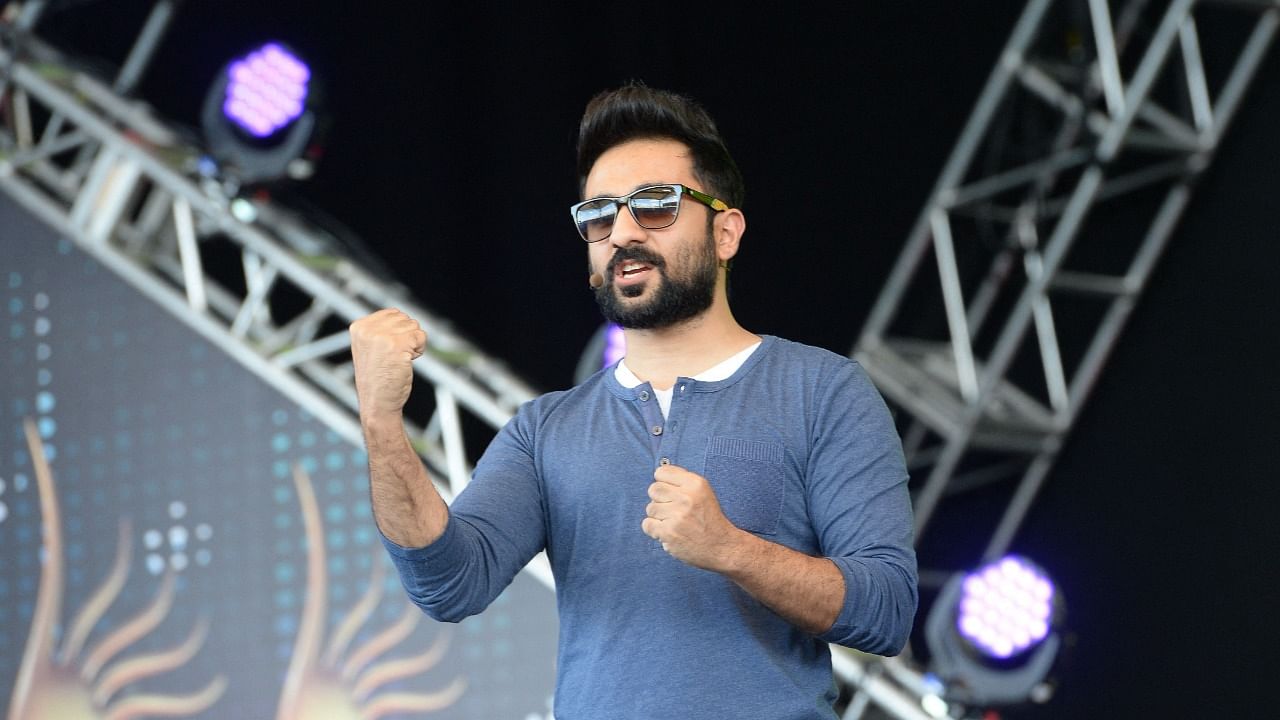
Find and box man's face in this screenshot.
[583,139,720,329]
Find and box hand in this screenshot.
[349,308,427,421]
[641,464,746,572]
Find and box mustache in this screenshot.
[606,247,666,275]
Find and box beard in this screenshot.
[593,230,719,330]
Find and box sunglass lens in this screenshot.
[630,186,680,229]
[576,199,619,242]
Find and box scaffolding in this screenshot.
[843,0,1276,716]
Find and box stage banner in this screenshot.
[0,192,559,719]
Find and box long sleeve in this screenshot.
[808,361,918,654]
[380,401,549,622]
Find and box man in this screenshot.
[349,84,917,719]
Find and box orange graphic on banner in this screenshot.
[274,465,466,720]
[6,418,227,720]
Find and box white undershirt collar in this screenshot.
[614,341,762,418]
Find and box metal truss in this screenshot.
[841,0,1277,717]
[0,24,550,583]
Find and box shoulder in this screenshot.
[508,368,617,430]
[755,335,874,388]
[483,373,615,467]
[762,335,852,365]
[748,337,892,436]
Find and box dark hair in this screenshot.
[576,83,744,209]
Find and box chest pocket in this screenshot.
[703,436,785,536]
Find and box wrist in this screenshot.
[717,526,759,577]
[360,410,406,440]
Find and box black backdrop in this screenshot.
[36,1,1280,716]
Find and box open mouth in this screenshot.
[615,261,654,284]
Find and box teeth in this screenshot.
[622,263,645,272]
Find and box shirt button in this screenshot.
[638,391,650,401]
[678,384,686,393]
[651,425,663,436]
[659,457,671,465]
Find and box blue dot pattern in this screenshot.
[0,192,558,717]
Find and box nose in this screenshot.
[608,202,647,247]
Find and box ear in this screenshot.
[714,208,746,262]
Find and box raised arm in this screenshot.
[349,308,448,548]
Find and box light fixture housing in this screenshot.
[201,41,319,184]
[925,554,1064,707]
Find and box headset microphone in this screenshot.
[589,273,605,289]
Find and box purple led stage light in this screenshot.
[603,324,627,368]
[955,555,1056,660]
[222,42,310,138]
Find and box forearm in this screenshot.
[720,530,845,636]
[362,412,449,548]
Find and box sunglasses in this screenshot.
[570,184,728,243]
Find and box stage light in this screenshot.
[575,323,626,384]
[201,41,321,185]
[603,324,626,368]
[925,555,1064,708]
[956,555,1055,660]
[221,42,310,138]
[229,197,258,223]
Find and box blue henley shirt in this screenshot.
[383,335,917,718]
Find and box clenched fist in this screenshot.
[349,308,427,421]
[641,464,747,572]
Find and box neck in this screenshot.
[621,294,758,390]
